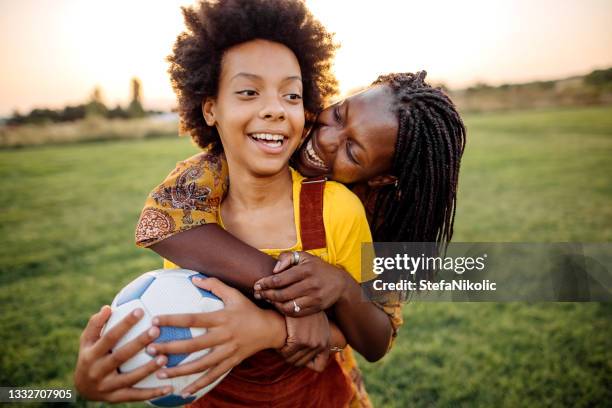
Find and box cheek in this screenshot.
[288,104,305,128]
[332,160,363,184]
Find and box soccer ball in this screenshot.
[101,269,229,406]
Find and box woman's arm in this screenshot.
[255,252,393,362]
[150,224,277,293]
[332,276,393,362]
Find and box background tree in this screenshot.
[127,77,145,118]
[85,86,108,117]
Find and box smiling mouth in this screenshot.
[303,137,328,170]
[248,132,286,148]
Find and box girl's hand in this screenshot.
[281,312,330,371]
[253,251,350,317]
[147,277,287,399]
[74,306,172,402]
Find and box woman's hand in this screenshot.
[74,306,172,402]
[253,251,350,317]
[281,312,330,372]
[147,277,287,398]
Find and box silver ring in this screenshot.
[293,300,301,313]
[291,251,300,265]
[330,346,344,353]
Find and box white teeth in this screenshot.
[251,133,284,142]
[305,138,326,168]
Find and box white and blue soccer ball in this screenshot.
[102,269,229,407]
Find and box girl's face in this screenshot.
[203,39,304,177]
[294,85,399,184]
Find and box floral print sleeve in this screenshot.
[135,149,229,247]
[373,299,404,350]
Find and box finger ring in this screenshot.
[330,346,344,353]
[291,251,300,265]
[293,300,301,313]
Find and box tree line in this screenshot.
[7,78,163,126]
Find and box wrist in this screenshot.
[335,269,350,302]
[336,275,359,310]
[259,309,287,349]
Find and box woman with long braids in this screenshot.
[366,72,465,246]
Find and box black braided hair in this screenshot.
[370,71,466,252]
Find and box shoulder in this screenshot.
[322,180,371,247]
[170,148,228,179]
[135,149,228,247]
[323,181,367,219]
[321,180,372,280]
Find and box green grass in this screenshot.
[1,106,611,407]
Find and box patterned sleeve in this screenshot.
[371,299,404,351]
[135,149,229,247]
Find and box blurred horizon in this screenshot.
[1,0,611,116]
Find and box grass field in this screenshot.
[0,106,611,407]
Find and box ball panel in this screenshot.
[154,326,192,367]
[186,272,222,302]
[197,296,225,314]
[115,274,156,307]
[148,394,196,407]
[142,276,203,317]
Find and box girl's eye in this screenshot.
[285,93,302,101]
[236,90,258,97]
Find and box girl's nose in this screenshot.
[259,97,286,121]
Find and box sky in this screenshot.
[0,0,611,116]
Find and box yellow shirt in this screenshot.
[136,149,403,341]
[163,167,372,281]
[135,151,402,408]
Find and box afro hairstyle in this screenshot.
[168,0,339,152]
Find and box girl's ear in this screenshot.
[367,174,398,188]
[202,98,216,126]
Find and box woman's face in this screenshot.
[294,85,399,184]
[203,39,304,177]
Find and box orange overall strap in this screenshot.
[299,176,327,251]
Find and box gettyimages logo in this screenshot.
[361,243,612,302]
[372,253,488,275]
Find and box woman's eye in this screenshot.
[346,140,359,164]
[236,90,258,97]
[334,105,342,124]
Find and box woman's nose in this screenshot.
[317,125,342,156]
[258,96,286,121]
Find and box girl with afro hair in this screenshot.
[75,1,411,407]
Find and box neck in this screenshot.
[351,182,378,224]
[224,165,293,211]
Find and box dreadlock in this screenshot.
[370,71,466,252]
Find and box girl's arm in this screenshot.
[148,277,347,397]
[74,307,172,402]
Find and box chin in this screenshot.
[250,161,291,177]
